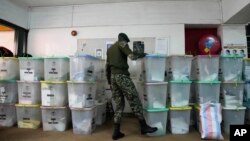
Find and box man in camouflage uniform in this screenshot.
[106,33,157,140]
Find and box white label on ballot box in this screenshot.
[21,69,35,81]
[42,89,54,106]
[0,87,7,103]
[0,61,8,77]
[20,85,33,104]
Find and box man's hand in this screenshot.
[138,53,147,58]
[128,53,147,60]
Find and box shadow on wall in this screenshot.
[0,46,32,57]
[0,46,13,57]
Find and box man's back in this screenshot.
[107,42,131,75]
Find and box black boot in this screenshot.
[112,123,125,140]
[139,119,158,135]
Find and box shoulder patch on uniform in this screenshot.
[119,42,127,48]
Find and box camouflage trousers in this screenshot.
[111,74,144,123]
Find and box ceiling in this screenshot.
[8,0,249,24]
[225,3,250,24]
[9,0,208,7]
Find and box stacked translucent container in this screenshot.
[68,55,99,135]
[140,54,168,136]
[192,55,221,104]
[95,59,107,126]
[41,57,70,132]
[220,56,243,82]
[0,57,19,127]
[243,59,250,125]
[244,59,250,103]
[95,59,107,103]
[220,56,245,134]
[167,55,193,134]
[16,57,43,129]
[191,55,222,133]
[128,58,144,82]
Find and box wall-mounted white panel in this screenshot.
[77,37,155,59]
[0,0,28,28]
[220,25,247,46]
[218,24,247,57]
[73,0,221,27]
[30,6,73,28]
[121,24,184,55]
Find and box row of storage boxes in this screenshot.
[137,82,191,109]
[1,103,249,136]
[0,80,106,107]
[145,107,193,136]
[136,81,246,109]
[0,56,106,81]
[192,56,245,81]
[147,105,250,136]
[129,55,249,82]
[1,79,248,109]
[193,81,243,107]
[0,104,190,135]
[1,55,249,83]
[0,103,106,134]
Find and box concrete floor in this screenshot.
[0,117,229,141]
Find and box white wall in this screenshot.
[28,24,184,56]
[222,0,250,23]
[29,0,222,29]
[30,6,73,29]
[0,31,15,54]
[72,0,221,27]
[0,0,29,29]
[28,0,222,56]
